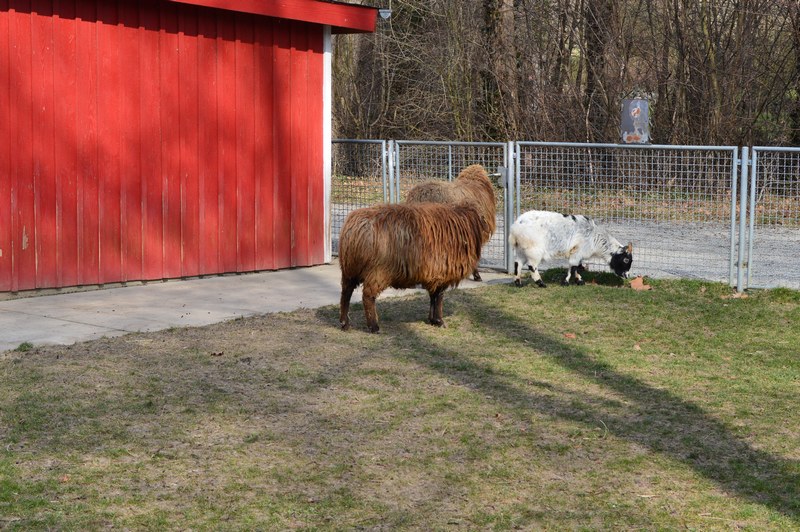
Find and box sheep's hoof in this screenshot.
[429,319,446,328]
[576,279,585,286]
[536,280,547,288]
[472,272,482,282]
[340,322,351,331]
[560,279,570,286]
[514,278,524,287]
[367,325,380,334]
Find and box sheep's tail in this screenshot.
[508,229,521,270]
[508,229,518,251]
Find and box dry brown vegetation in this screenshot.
[334,0,800,146]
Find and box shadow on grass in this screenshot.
[347,289,800,520]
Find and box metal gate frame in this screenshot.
[745,147,800,290]
[514,141,746,287]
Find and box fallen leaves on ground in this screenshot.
[630,276,653,291]
[721,292,749,299]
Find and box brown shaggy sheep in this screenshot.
[405,164,497,281]
[339,202,488,333]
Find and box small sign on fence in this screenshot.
[621,98,650,144]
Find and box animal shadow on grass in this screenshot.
[326,292,800,521]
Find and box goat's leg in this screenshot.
[513,260,523,286]
[339,277,359,330]
[563,262,584,286]
[561,266,573,286]
[515,247,546,287]
[472,269,482,282]
[514,260,522,286]
[531,266,547,288]
[571,265,585,285]
[428,288,447,327]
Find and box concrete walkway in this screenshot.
[0,261,511,352]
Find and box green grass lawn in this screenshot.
[1,276,798,530]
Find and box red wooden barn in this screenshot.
[0,0,376,292]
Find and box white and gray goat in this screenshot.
[509,210,633,287]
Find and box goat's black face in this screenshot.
[609,244,633,278]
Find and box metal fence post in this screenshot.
[394,140,401,202]
[729,148,739,288]
[737,147,749,292]
[387,140,396,203]
[381,140,391,203]
[506,140,515,273]
[448,145,453,181]
[747,149,757,290]
[514,141,521,220]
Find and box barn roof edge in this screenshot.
[165,0,378,33]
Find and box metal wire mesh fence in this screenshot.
[332,139,799,290]
[516,142,739,284]
[748,148,800,289]
[331,140,387,255]
[394,141,511,271]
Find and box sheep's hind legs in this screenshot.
[339,277,359,330]
[428,288,447,327]
[363,294,380,333]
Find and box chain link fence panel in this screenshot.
[332,140,799,290]
[331,140,387,255]
[393,141,511,271]
[747,148,800,289]
[515,142,740,285]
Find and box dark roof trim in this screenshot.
[165,0,378,33]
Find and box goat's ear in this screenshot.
[625,242,633,254]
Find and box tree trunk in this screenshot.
[584,0,613,142]
[483,0,519,139]
[791,2,800,146]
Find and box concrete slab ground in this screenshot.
[0,261,511,352]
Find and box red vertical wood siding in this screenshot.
[307,29,325,265]
[197,12,218,274]
[1,1,328,292]
[53,0,79,287]
[272,19,292,270]
[140,3,163,281]
[31,1,57,288]
[254,19,274,271]
[179,7,200,277]
[10,2,36,291]
[96,1,122,284]
[120,2,142,282]
[235,14,256,273]
[216,9,237,274]
[75,0,99,285]
[0,0,11,291]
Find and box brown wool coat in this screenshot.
[339,202,488,296]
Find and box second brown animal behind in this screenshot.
[405,164,497,281]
